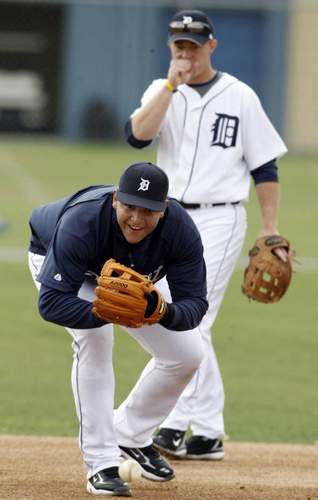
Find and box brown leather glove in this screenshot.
[92,259,167,327]
[242,235,293,304]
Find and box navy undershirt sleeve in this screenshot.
[124,119,153,149]
[251,159,279,185]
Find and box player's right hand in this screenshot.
[168,59,193,87]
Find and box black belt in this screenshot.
[179,201,240,209]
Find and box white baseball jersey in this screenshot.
[133,73,287,203]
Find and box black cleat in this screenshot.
[87,467,132,496]
[153,428,187,457]
[119,444,174,481]
[186,436,224,460]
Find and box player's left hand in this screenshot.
[257,230,289,262]
[242,235,293,303]
[92,259,167,328]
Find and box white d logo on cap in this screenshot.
[183,16,193,24]
[138,178,150,191]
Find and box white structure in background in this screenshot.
[0,70,48,128]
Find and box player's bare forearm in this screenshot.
[131,58,193,141]
[255,181,280,236]
[131,85,174,141]
[255,182,289,262]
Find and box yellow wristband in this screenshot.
[165,80,175,93]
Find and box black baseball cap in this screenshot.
[117,162,169,212]
[168,10,214,47]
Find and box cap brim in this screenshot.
[168,32,209,46]
[117,191,166,212]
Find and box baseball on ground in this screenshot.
[119,459,142,482]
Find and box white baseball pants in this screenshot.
[160,203,247,439]
[28,252,204,478]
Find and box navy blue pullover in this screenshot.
[29,186,208,331]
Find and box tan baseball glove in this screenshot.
[242,235,293,304]
[92,259,167,328]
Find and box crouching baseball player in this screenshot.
[28,162,208,496]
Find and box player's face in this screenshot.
[170,39,217,84]
[112,195,165,244]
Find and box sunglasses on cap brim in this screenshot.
[169,20,212,35]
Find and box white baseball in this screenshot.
[119,459,142,482]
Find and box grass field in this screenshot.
[0,138,317,444]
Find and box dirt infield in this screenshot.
[1,436,318,499]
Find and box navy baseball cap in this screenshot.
[117,162,169,212]
[168,10,214,46]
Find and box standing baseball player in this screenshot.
[125,10,288,459]
[28,162,208,496]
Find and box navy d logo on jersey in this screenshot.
[211,113,239,149]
